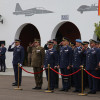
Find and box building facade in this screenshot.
[0,0,99,68]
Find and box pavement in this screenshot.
[0,67,100,100]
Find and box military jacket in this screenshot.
[31,46,45,67]
[86,47,100,70]
[72,46,83,68]
[59,45,72,68]
[44,48,58,68]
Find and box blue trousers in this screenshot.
[46,69,55,90]
[60,68,70,90]
[0,57,6,71]
[54,68,59,88]
[97,70,100,91]
[73,68,81,91]
[88,70,97,92]
[13,64,22,84]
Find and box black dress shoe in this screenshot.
[50,88,54,90]
[88,91,96,94]
[12,82,16,85]
[73,90,79,92]
[88,91,93,94]
[60,89,65,91]
[36,87,41,90]
[65,89,68,92]
[12,83,21,86]
[32,87,38,89]
[91,91,96,94]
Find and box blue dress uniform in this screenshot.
[72,46,83,92]
[53,43,60,88]
[97,47,100,91]
[86,47,100,93]
[59,45,72,91]
[82,41,90,88]
[0,47,6,72]
[8,44,24,85]
[44,48,58,90]
[70,45,75,87]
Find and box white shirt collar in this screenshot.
[49,48,53,50]
[16,45,20,48]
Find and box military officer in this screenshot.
[0,42,7,72]
[31,39,45,90]
[58,37,72,92]
[72,39,82,92]
[8,39,24,86]
[44,40,58,90]
[82,41,89,88]
[70,42,76,87]
[53,39,59,88]
[86,39,100,94]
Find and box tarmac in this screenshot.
[0,67,100,100]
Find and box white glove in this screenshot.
[18,63,22,67]
[11,42,15,46]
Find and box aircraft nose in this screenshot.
[77,8,80,11]
[46,10,53,13]
[49,11,53,13]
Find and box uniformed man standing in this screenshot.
[31,39,45,90]
[72,39,82,92]
[44,41,58,90]
[82,41,89,66]
[70,42,76,87]
[53,39,59,88]
[86,39,100,94]
[0,42,7,72]
[8,39,24,86]
[82,41,89,88]
[58,37,72,92]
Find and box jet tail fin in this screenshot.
[15,3,22,12]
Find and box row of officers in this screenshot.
[8,38,100,94]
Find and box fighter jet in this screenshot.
[13,3,53,16]
[77,4,98,14]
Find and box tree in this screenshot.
[94,21,100,40]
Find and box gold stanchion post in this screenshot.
[14,63,23,90]
[45,64,53,93]
[78,66,87,96]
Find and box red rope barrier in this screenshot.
[84,69,100,79]
[20,67,46,74]
[50,68,81,76]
